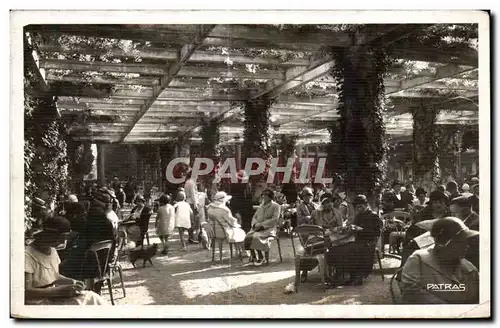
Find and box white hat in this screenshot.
[213,191,232,203]
[462,183,470,192]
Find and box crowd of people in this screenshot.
[25,165,480,305]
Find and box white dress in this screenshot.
[174,201,192,229]
[25,245,107,305]
[156,204,175,236]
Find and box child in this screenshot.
[155,194,175,255]
[174,191,193,251]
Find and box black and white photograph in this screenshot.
[10,10,490,318]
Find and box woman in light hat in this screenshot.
[207,191,246,256]
[25,216,107,305]
[401,217,479,304]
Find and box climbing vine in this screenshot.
[25,67,69,234]
[328,44,392,195]
[242,97,275,183]
[411,103,441,187]
[200,118,221,186]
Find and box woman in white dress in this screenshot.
[174,191,193,251]
[155,194,175,255]
[25,216,107,305]
[207,191,246,255]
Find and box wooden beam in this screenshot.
[57,97,231,107]
[38,43,310,67]
[391,47,478,67]
[252,59,335,99]
[46,72,158,86]
[40,58,286,80]
[388,64,477,95]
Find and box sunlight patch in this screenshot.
[179,270,295,299]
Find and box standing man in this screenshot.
[184,169,199,244]
[111,176,121,193]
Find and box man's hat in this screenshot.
[352,194,368,205]
[415,187,427,196]
[34,215,71,236]
[431,216,479,242]
[320,192,334,204]
[301,187,314,197]
[93,189,111,204]
[450,195,472,207]
[427,190,449,204]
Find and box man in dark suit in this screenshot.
[326,195,383,286]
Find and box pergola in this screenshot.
[24,24,478,147]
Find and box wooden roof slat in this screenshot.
[38,43,310,67]
[42,59,286,80]
[46,72,158,86]
[388,64,476,95]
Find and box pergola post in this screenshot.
[411,101,441,190]
[97,143,105,186]
[236,143,242,171]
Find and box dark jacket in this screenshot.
[354,209,383,245]
[131,205,152,230]
[84,202,116,248]
[64,202,87,233]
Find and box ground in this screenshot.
[103,213,401,305]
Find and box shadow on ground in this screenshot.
[101,214,396,305]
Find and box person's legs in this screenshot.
[179,228,187,250]
[163,235,170,254]
[249,249,257,261]
[188,204,199,243]
[256,250,264,261]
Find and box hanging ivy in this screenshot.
[25,66,69,234]
[242,97,274,183]
[200,119,221,186]
[328,44,392,195]
[411,102,441,187]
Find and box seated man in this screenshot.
[326,195,383,286]
[401,217,479,304]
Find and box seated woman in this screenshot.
[244,189,281,266]
[207,191,246,256]
[25,216,107,305]
[401,217,479,304]
[326,195,383,286]
[299,192,343,282]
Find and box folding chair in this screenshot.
[291,225,328,292]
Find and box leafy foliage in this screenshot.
[199,119,221,186]
[411,104,441,185]
[243,97,275,182]
[328,45,392,195]
[25,66,69,234]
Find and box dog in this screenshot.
[200,221,213,250]
[128,243,158,268]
